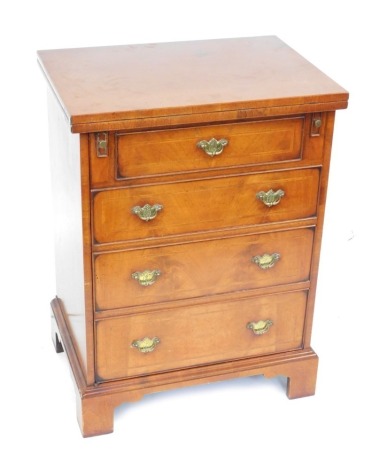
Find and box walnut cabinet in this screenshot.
[37,36,348,436]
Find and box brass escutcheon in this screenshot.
[131,336,160,353]
[96,132,108,157]
[132,203,163,221]
[247,320,273,335]
[252,253,280,270]
[256,189,285,207]
[197,137,228,157]
[132,269,161,286]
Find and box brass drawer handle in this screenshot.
[132,336,160,353]
[256,189,285,207]
[132,203,163,221]
[252,253,280,270]
[247,320,273,335]
[132,269,161,286]
[197,137,228,157]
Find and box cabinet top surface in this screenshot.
[37,36,348,132]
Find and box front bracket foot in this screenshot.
[286,353,319,399]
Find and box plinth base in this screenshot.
[51,297,318,437]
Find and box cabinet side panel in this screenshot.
[48,89,88,375]
[303,111,336,347]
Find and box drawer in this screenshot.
[116,118,304,179]
[94,228,313,311]
[93,168,319,245]
[95,290,307,381]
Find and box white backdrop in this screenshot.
[1,1,377,468]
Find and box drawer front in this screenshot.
[93,168,319,245]
[95,290,307,381]
[94,228,313,311]
[116,118,304,179]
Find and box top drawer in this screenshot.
[115,118,304,179]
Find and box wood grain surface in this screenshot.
[37,36,348,132]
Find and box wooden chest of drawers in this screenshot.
[38,36,348,437]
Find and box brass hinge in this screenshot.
[96,132,108,157]
[310,113,322,137]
